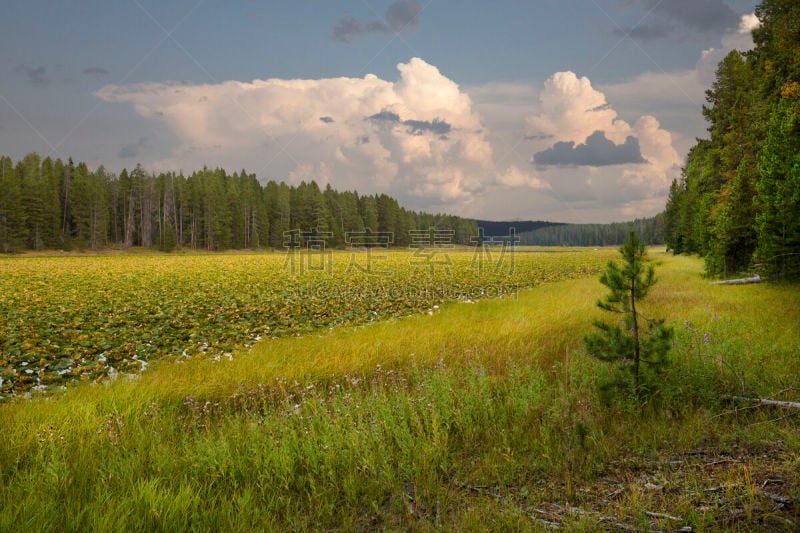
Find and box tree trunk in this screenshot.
[630,278,641,392]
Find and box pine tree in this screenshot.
[756,98,800,277]
[0,157,27,252]
[20,153,48,250]
[360,195,379,232]
[583,232,673,396]
[70,161,91,248]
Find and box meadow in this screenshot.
[0,249,798,530]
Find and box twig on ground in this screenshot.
[645,510,683,521]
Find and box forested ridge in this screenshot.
[519,215,664,247]
[0,154,478,252]
[664,0,800,278]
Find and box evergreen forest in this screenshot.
[0,155,477,253]
[663,0,800,278]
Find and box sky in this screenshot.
[0,0,761,223]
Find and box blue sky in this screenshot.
[0,0,760,222]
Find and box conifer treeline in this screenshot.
[0,153,478,252]
[520,216,664,247]
[663,0,800,278]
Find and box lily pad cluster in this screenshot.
[0,250,614,397]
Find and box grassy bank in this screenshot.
[1,251,798,530]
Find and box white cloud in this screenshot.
[526,71,631,145]
[696,13,759,85]
[521,71,681,218]
[496,165,550,190]
[98,58,687,222]
[97,58,494,208]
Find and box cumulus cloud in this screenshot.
[533,131,647,167]
[520,71,681,217]
[97,58,686,221]
[15,64,48,85]
[526,71,633,145]
[333,0,422,43]
[97,57,492,206]
[739,13,760,34]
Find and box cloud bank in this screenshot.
[97,58,492,207]
[97,58,683,221]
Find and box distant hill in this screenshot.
[471,219,565,236]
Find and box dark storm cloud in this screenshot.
[333,0,422,43]
[610,23,673,41]
[384,0,422,31]
[638,0,740,33]
[533,131,647,167]
[118,137,148,159]
[15,64,48,85]
[368,110,401,123]
[332,16,363,43]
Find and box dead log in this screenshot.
[711,275,763,285]
[725,395,800,410]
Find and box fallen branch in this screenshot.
[711,275,762,285]
[725,395,800,410]
[705,457,736,466]
[645,511,683,521]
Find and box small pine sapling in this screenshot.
[583,232,673,396]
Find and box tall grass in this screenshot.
[1,250,798,530]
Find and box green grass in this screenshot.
[1,250,798,531]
